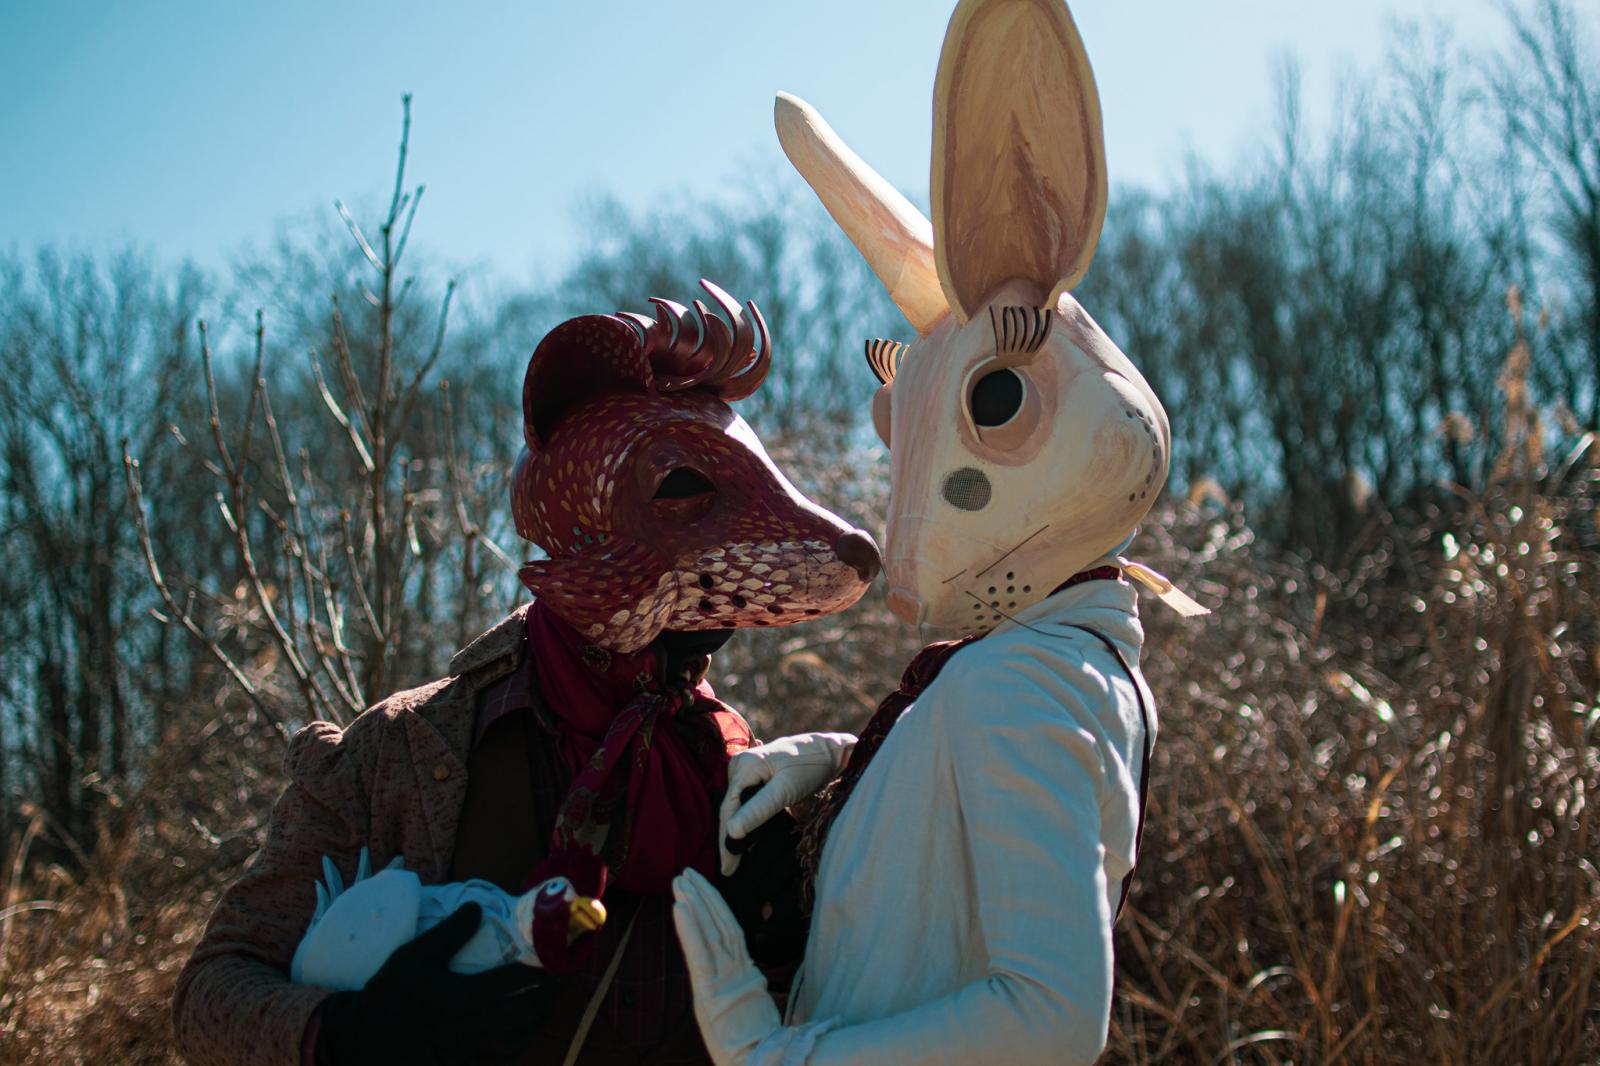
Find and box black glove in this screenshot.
[717,798,810,970]
[316,902,553,1066]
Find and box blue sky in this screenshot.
[0,1,1518,284]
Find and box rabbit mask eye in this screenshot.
[959,305,1052,451]
[969,368,1024,427]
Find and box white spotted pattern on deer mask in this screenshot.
[511,280,880,652]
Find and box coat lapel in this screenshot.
[404,684,475,882]
[404,604,531,881]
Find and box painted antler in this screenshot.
[524,279,771,452]
[616,279,772,401]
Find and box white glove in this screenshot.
[672,867,782,1066]
[720,732,856,875]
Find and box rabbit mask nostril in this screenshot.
[941,468,992,512]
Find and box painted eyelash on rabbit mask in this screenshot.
[865,338,908,386]
[863,307,1049,387]
[989,306,1054,367]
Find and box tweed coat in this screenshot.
[173,606,551,1066]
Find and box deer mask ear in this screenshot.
[522,314,653,454]
[932,0,1108,324]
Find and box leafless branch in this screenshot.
[122,444,287,738]
[335,200,384,274]
[394,279,455,441]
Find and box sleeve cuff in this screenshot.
[300,1003,323,1066]
[750,1018,843,1066]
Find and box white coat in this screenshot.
[777,577,1154,1065]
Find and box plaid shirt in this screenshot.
[467,640,705,1063]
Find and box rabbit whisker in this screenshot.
[973,524,1051,580]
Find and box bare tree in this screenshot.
[0,251,207,850]
[508,178,907,447]
[125,97,510,733]
[1494,0,1600,428]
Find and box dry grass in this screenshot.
[4,420,1598,1065]
[1109,494,1599,1064]
[2,698,292,1065]
[1102,342,1600,1064]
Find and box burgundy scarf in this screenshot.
[525,602,753,902]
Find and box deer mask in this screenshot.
[511,279,881,653]
[777,0,1200,632]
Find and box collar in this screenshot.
[449,603,533,678]
[462,604,735,750]
[473,643,552,747]
[989,568,1144,651]
[1048,565,1124,598]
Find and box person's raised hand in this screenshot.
[672,868,781,1066]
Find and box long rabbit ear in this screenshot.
[932,0,1108,324]
[775,93,950,336]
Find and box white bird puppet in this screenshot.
[290,847,605,991]
[671,1,1206,1064]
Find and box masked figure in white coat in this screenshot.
[670,1,1206,1063]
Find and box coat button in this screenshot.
[432,763,451,782]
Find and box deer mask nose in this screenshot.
[833,528,882,583]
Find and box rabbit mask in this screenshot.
[777,0,1197,631]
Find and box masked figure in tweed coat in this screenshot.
[172,281,881,1066]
